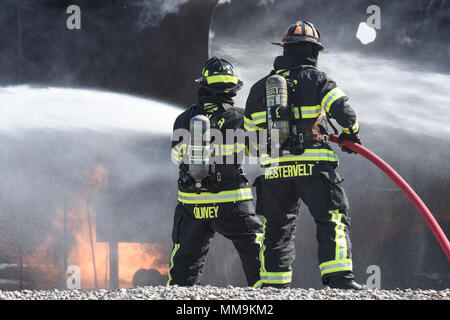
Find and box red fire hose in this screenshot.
[330,134,450,261]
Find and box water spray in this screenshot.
[330,134,450,261]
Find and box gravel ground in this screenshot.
[0,285,449,300]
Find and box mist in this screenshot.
[134,0,189,30]
[0,0,448,291]
[209,0,450,289]
[0,87,181,289]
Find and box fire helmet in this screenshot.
[272,21,324,50]
[195,56,243,95]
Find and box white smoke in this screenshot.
[0,87,180,270]
[218,0,276,6]
[134,0,189,31]
[210,38,450,137]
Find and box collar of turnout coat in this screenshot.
[273,54,318,70]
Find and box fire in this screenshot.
[10,163,169,290]
[66,201,168,289]
[118,243,168,288]
[64,164,169,289]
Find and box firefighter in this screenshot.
[244,21,365,289]
[167,56,264,287]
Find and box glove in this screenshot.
[338,132,361,154]
[269,106,294,121]
[279,134,305,155]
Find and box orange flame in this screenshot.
[16,163,169,290]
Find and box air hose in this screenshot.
[329,134,450,261]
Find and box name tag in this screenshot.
[264,163,314,179]
[193,206,219,219]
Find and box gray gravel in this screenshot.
[0,285,449,300]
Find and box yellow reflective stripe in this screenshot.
[177,188,253,204]
[172,143,187,155]
[292,107,301,119]
[342,120,359,134]
[171,144,185,164]
[301,105,323,118]
[330,209,347,261]
[166,243,180,286]
[206,75,238,85]
[292,105,323,119]
[275,69,290,77]
[244,116,256,130]
[259,217,267,273]
[172,148,181,156]
[250,111,267,125]
[244,115,264,131]
[171,152,182,164]
[321,87,346,113]
[213,144,234,156]
[260,271,292,284]
[244,122,263,131]
[252,230,264,288]
[255,232,263,247]
[213,143,246,156]
[234,142,246,153]
[260,149,338,166]
[203,102,217,108]
[319,259,352,277]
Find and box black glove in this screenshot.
[338,132,361,154]
[279,133,305,155]
[269,106,294,121]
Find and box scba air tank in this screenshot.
[266,74,290,146]
[189,115,211,189]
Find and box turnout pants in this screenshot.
[167,200,263,287]
[254,167,353,288]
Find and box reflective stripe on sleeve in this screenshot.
[251,111,267,125]
[244,116,263,131]
[341,120,359,134]
[321,87,346,113]
[171,143,187,164]
[292,105,323,119]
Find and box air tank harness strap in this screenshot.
[179,164,246,193]
[305,110,328,142]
